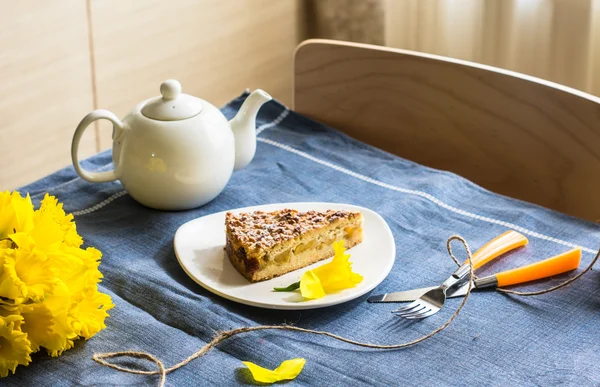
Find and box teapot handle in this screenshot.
[72,109,124,183]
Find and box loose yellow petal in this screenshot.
[300,270,326,299]
[243,358,306,384]
[0,315,32,377]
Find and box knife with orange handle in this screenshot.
[464,230,529,270]
[493,247,581,287]
[368,231,581,303]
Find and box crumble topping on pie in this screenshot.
[226,209,361,251]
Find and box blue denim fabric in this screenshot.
[8,93,600,386]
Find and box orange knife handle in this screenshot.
[463,230,529,270]
[495,247,582,287]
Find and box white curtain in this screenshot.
[306,0,600,96]
[385,0,600,96]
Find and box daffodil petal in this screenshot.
[0,316,32,377]
[243,361,280,383]
[0,192,13,238]
[300,270,326,299]
[10,193,35,235]
[36,281,77,357]
[69,288,114,339]
[299,240,363,298]
[273,358,306,380]
[243,358,306,383]
[19,303,53,352]
[0,191,35,238]
[30,194,80,251]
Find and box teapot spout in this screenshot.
[229,89,272,170]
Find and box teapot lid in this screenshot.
[141,80,203,121]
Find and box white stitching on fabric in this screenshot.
[32,162,115,199]
[257,137,597,255]
[256,108,290,135]
[71,190,127,216]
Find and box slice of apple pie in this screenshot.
[225,209,363,282]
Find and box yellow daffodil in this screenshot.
[50,246,102,295]
[243,358,306,384]
[299,240,363,299]
[0,191,112,375]
[0,236,57,303]
[30,194,82,250]
[0,315,32,377]
[69,288,114,339]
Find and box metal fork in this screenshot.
[392,264,471,319]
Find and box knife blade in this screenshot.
[367,282,472,303]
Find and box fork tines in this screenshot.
[392,301,438,319]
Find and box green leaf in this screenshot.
[273,281,300,292]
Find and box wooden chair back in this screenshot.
[294,39,600,221]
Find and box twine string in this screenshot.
[93,235,598,387]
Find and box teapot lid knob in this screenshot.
[160,79,181,100]
[141,79,203,121]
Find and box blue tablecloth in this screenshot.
[9,93,600,386]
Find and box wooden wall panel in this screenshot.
[0,0,303,189]
[0,1,97,190]
[90,0,304,149]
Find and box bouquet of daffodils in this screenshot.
[0,191,113,377]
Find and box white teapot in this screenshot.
[71,80,271,210]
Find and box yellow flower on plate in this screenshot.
[243,358,306,384]
[0,315,32,378]
[300,240,363,299]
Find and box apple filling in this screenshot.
[265,225,362,267]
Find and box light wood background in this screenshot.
[294,40,600,221]
[1,0,304,190]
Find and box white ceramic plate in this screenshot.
[174,202,395,310]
